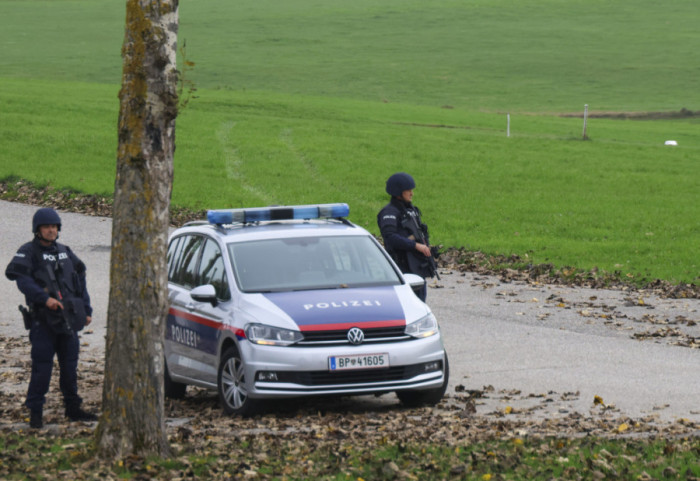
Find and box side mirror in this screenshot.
[403,273,425,297]
[190,284,218,307]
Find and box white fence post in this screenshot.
[582,104,589,140]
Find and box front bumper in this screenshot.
[239,335,447,398]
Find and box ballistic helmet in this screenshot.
[385,172,416,197]
[32,207,62,233]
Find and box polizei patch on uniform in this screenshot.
[42,252,69,262]
[263,286,406,331]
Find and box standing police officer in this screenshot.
[377,173,437,301]
[5,207,97,428]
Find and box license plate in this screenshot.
[329,353,389,371]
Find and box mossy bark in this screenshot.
[95,0,179,459]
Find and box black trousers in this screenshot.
[25,320,81,413]
[415,280,427,302]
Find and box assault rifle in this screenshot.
[44,263,73,333]
[402,212,440,280]
[44,262,88,332]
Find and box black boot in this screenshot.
[30,410,43,429]
[65,405,98,422]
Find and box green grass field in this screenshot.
[0,0,698,283]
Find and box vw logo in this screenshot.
[347,327,364,345]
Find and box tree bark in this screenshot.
[95,0,179,459]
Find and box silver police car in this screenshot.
[165,203,449,416]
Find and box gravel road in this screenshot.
[1,200,698,427]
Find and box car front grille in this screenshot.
[297,326,410,346]
[271,361,441,386]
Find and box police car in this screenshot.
[165,203,448,416]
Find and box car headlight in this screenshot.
[245,323,303,346]
[404,313,439,338]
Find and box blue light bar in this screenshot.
[207,203,350,225]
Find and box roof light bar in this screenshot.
[207,203,350,225]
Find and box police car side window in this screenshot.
[198,239,230,301]
[167,236,182,281]
[175,235,205,289]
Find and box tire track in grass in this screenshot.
[216,121,274,205]
[279,127,375,211]
[279,128,323,181]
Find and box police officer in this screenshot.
[5,207,97,428]
[377,173,436,301]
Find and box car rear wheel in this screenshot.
[164,363,187,399]
[396,354,449,407]
[218,346,258,416]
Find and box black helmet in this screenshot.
[385,172,416,197]
[32,207,62,233]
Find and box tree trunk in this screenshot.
[95,0,179,459]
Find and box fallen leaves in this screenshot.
[437,246,700,299]
[0,179,203,228]
[2,341,698,452]
[539,292,699,349]
[1,409,698,480]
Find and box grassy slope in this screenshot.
[0,0,698,283]
[176,0,700,112]
[2,0,699,111]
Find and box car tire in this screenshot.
[164,363,187,399]
[218,346,258,416]
[396,353,449,407]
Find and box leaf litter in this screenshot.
[1,333,699,479]
[1,181,699,478]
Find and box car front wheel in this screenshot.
[218,346,258,416]
[396,354,449,407]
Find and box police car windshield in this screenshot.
[228,235,402,293]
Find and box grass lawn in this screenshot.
[0,0,698,284]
